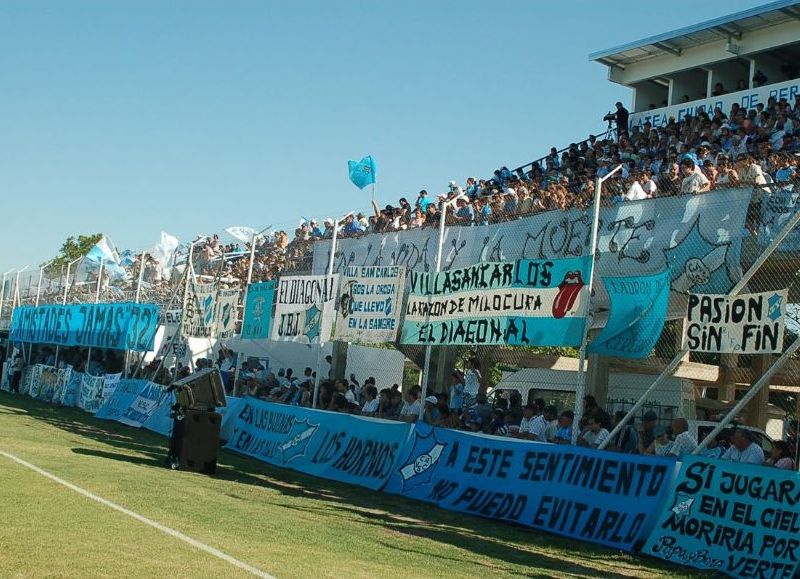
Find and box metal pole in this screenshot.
[419,199,452,413]
[599,206,800,449]
[571,168,621,443]
[134,252,146,303]
[695,337,800,453]
[313,214,347,408]
[231,233,259,394]
[86,262,103,374]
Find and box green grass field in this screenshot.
[0,392,702,578]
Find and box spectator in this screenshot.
[489,409,510,436]
[463,358,482,408]
[361,385,379,416]
[422,395,442,425]
[514,404,538,441]
[680,158,711,194]
[380,389,403,420]
[472,394,493,433]
[578,416,609,449]
[722,429,765,464]
[399,387,422,423]
[651,427,673,456]
[637,411,659,455]
[668,418,698,458]
[767,441,796,470]
[607,410,638,453]
[448,371,464,413]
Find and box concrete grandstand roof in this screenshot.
[590,0,800,67]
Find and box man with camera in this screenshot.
[604,101,629,141]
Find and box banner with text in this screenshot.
[759,187,800,252]
[312,189,751,318]
[224,398,412,490]
[242,281,275,340]
[270,275,339,344]
[216,288,240,340]
[335,265,405,343]
[588,270,670,358]
[684,290,787,353]
[383,424,673,551]
[401,258,591,346]
[183,282,218,338]
[10,302,159,351]
[642,456,799,577]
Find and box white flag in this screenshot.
[225,226,258,244]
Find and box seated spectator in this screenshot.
[722,429,765,464]
[472,394,492,432]
[578,416,609,449]
[651,427,673,456]
[767,441,796,470]
[422,395,442,425]
[668,418,698,458]
[553,411,574,444]
[607,410,638,453]
[637,411,659,455]
[514,404,538,441]
[361,385,379,416]
[399,387,422,423]
[488,409,510,436]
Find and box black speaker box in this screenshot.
[178,409,221,474]
[173,368,227,410]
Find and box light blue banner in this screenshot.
[348,155,376,189]
[642,456,800,577]
[224,398,412,490]
[400,257,591,346]
[10,302,160,351]
[382,423,673,551]
[95,379,151,425]
[588,270,670,358]
[759,186,800,252]
[142,392,176,437]
[242,282,275,340]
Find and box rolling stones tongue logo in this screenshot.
[552,271,585,319]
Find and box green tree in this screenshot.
[46,233,103,270]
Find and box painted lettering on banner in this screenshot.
[400,258,590,346]
[684,290,787,353]
[224,398,412,490]
[642,456,799,578]
[9,302,159,351]
[335,266,404,343]
[382,424,672,551]
[270,275,339,344]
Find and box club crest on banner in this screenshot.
[398,429,447,492]
[280,417,319,463]
[664,219,735,294]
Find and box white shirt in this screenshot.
[668,431,698,458]
[722,443,765,465]
[400,400,421,417]
[681,171,710,194]
[581,428,609,448]
[625,181,648,201]
[344,389,356,404]
[519,416,535,434]
[528,415,548,442]
[362,399,379,414]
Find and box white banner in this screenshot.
[216,288,240,340]
[684,290,787,353]
[271,274,339,343]
[334,265,405,344]
[183,282,218,338]
[312,189,752,319]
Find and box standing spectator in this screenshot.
[680,158,711,194]
[613,102,629,140]
[463,358,482,408]
[448,371,464,413]
[722,429,765,464]
[10,352,24,394]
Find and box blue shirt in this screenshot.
[456,205,474,223]
[555,426,572,441]
[449,383,464,410]
[417,196,432,212]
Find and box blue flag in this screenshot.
[348,155,376,189]
[588,269,670,358]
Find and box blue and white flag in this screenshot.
[348,155,377,189]
[588,269,670,359]
[85,236,128,278]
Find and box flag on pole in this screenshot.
[225,226,258,244]
[348,155,377,189]
[85,236,127,279]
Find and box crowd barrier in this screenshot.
[2,370,797,578]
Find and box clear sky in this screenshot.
[0,0,766,270]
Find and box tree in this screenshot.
[46,233,103,270]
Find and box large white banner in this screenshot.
[334,265,405,344]
[683,290,787,353]
[271,274,339,344]
[312,189,752,318]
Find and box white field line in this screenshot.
[0,450,275,579]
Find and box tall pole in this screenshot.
[572,166,622,444]
[418,198,457,414]
[124,254,147,378]
[86,262,103,374]
[599,205,800,449]
[313,212,349,408]
[6,267,29,360]
[55,258,81,369]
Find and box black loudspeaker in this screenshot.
[173,368,227,410]
[178,409,221,474]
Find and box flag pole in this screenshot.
[571,165,622,444]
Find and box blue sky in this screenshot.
[0,0,765,269]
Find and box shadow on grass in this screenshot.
[0,392,697,578]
